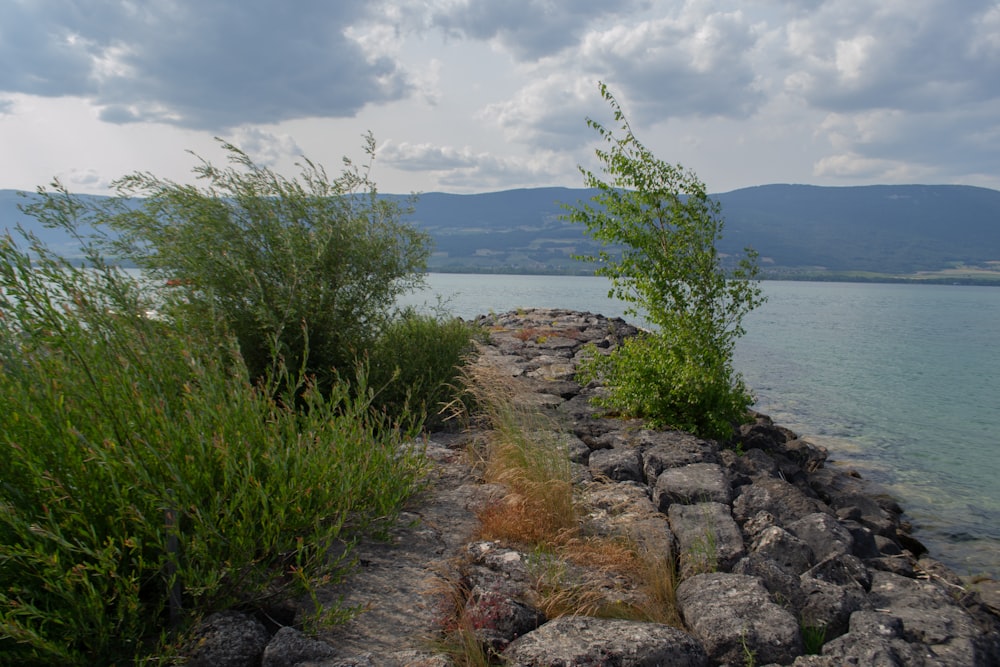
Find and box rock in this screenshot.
[797,575,870,639]
[751,525,816,575]
[733,553,805,612]
[582,483,675,558]
[502,616,708,667]
[262,626,336,667]
[639,431,720,483]
[787,512,855,563]
[815,610,930,666]
[866,570,999,665]
[184,611,269,667]
[652,462,731,510]
[733,477,829,527]
[804,553,873,591]
[668,502,745,576]
[677,572,804,665]
[589,447,644,483]
[463,588,545,651]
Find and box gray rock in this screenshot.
[463,587,545,651]
[502,616,708,667]
[639,431,719,483]
[797,574,870,639]
[589,447,644,483]
[582,483,674,558]
[184,611,269,667]
[668,502,745,576]
[733,553,805,611]
[262,626,336,667]
[804,553,873,591]
[805,610,932,666]
[751,525,816,575]
[866,570,997,665]
[733,477,829,527]
[677,572,804,665]
[652,462,731,510]
[787,512,855,563]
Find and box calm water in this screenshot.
[403,274,1000,578]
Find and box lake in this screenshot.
[402,274,1000,578]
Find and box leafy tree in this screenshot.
[85,133,429,388]
[567,84,765,439]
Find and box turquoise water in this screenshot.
[403,274,1000,577]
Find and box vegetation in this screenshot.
[1,138,476,664]
[90,134,427,390]
[567,84,765,440]
[367,307,482,429]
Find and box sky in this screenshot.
[1,0,999,196]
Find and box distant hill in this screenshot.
[3,184,1000,281]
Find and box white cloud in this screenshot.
[381,140,572,190]
[1,0,999,195]
[227,128,304,168]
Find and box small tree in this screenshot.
[566,84,765,439]
[89,133,429,388]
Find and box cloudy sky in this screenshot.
[2,0,999,196]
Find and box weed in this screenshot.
[741,625,758,667]
[801,623,827,655]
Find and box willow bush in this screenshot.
[567,84,765,440]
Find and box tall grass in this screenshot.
[367,308,483,430]
[459,362,577,546]
[0,231,426,665]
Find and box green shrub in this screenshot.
[366,308,482,429]
[578,332,754,440]
[0,232,425,665]
[565,84,764,440]
[25,133,430,392]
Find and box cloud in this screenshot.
[815,100,1000,184]
[426,0,646,60]
[227,128,304,167]
[380,140,572,190]
[578,8,765,122]
[0,0,414,130]
[479,75,599,150]
[476,5,765,151]
[61,168,113,192]
[779,0,1000,112]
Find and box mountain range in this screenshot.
[3,184,999,282]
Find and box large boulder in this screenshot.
[502,616,708,667]
[668,502,745,576]
[677,572,803,665]
[733,477,830,527]
[652,462,731,510]
[589,447,644,483]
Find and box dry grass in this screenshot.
[435,350,686,664]
[460,361,578,547]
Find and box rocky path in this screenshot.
[188,308,1000,666]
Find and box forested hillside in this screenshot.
[4,184,1000,281]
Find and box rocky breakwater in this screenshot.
[462,309,1000,666]
[183,308,999,666]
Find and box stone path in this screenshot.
[310,431,500,666]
